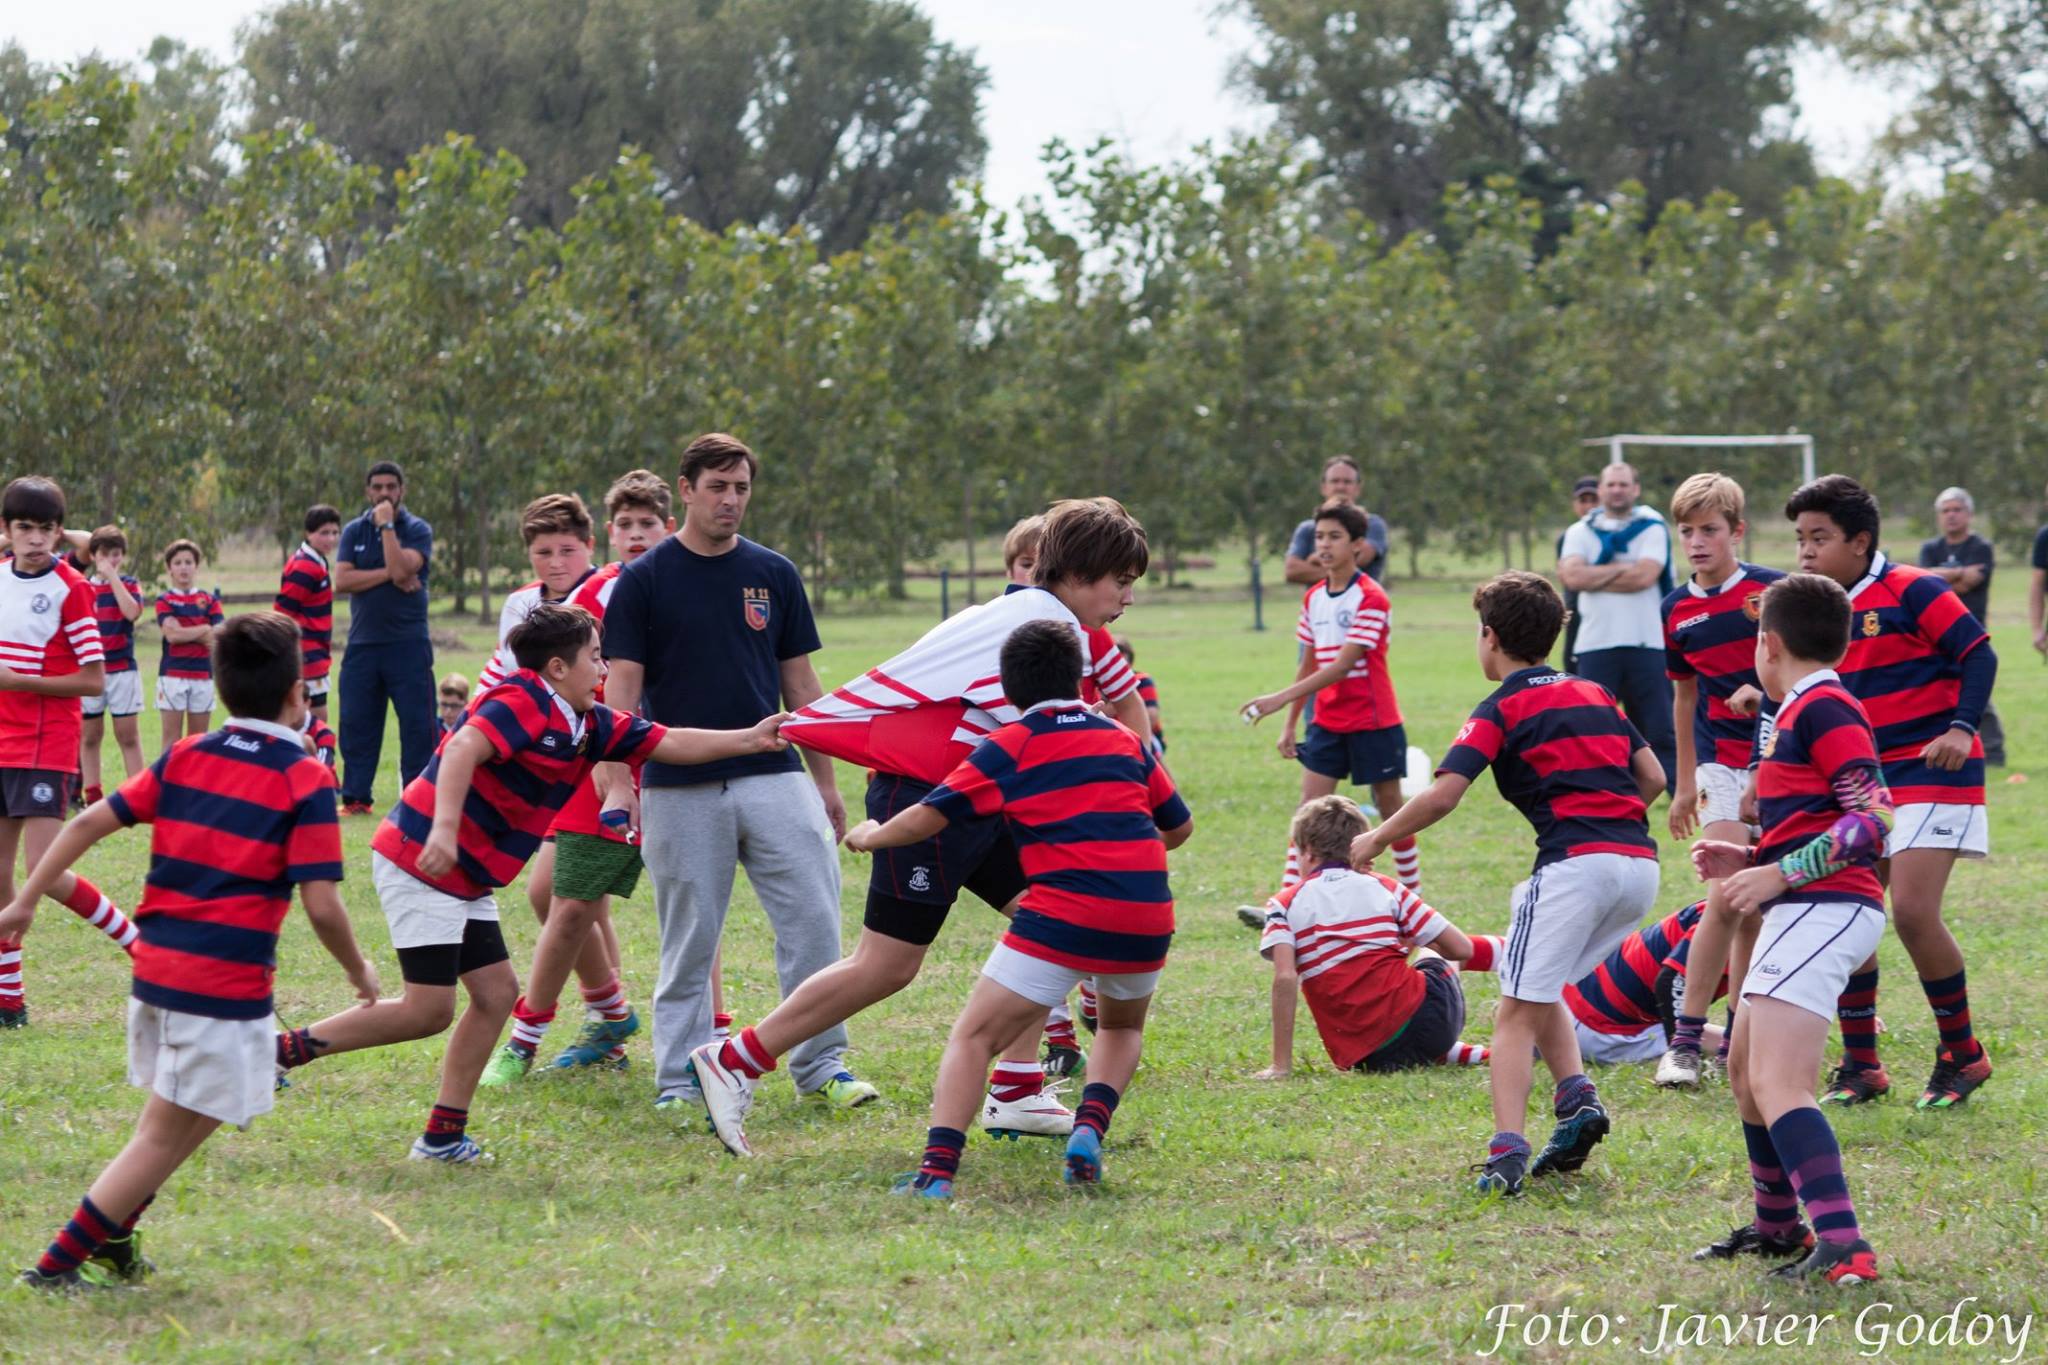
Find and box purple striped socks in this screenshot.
[1769,1106,1862,1246]
[1743,1121,1800,1237]
[1837,968,1880,1070]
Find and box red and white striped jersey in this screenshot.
[0,558,104,770]
[783,586,1139,786]
[476,569,597,693]
[1296,572,1400,732]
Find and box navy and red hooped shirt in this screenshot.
[1564,900,1727,1035]
[921,700,1190,974]
[372,670,665,900]
[1755,672,1888,911]
[1837,552,1994,807]
[275,543,334,682]
[1662,563,1785,769]
[156,587,224,679]
[109,719,344,1020]
[91,574,143,673]
[1437,667,1657,872]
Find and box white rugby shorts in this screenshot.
[372,851,499,950]
[1572,1018,1667,1065]
[1886,802,1988,859]
[1741,899,1885,1021]
[84,670,144,718]
[982,941,1158,1010]
[1501,853,1662,1004]
[1695,763,1753,831]
[155,675,216,714]
[127,999,275,1129]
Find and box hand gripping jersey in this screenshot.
[1754,671,1890,912]
[1295,572,1401,732]
[0,558,104,770]
[782,586,1139,786]
[1662,563,1786,768]
[274,542,334,682]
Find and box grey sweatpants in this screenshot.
[642,771,848,1098]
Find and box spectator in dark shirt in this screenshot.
[1920,486,2003,764]
[334,461,436,813]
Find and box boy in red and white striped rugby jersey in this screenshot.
[2,611,378,1291]
[1257,796,1482,1078]
[275,603,785,1165]
[0,478,139,1031]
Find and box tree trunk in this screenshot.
[1500,527,1513,569]
[1520,522,1533,570]
[961,469,976,607]
[448,470,470,616]
[1407,527,1422,579]
[474,483,495,628]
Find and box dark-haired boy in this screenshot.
[154,540,223,757]
[848,620,1192,1197]
[275,505,341,723]
[1,611,379,1290]
[80,525,146,802]
[1690,573,1888,1284]
[1784,475,1995,1110]
[1243,502,1419,893]
[272,603,785,1163]
[695,498,1156,1157]
[0,479,137,1029]
[1352,571,1663,1195]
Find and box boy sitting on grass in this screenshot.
[1256,795,1483,1078]
[2,612,379,1292]
[845,620,1191,1196]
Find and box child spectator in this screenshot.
[1256,795,1480,1078]
[1689,573,1888,1284]
[437,673,471,739]
[1,611,378,1291]
[845,621,1192,1195]
[1352,571,1664,1196]
[154,540,223,757]
[81,525,146,801]
[275,505,341,723]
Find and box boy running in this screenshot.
[1784,476,1995,1110]
[0,479,138,1030]
[1690,573,1888,1284]
[1351,571,1663,1195]
[1,611,378,1292]
[274,505,341,723]
[1256,795,1479,1079]
[155,540,224,756]
[272,603,784,1163]
[80,525,146,802]
[693,498,1153,1157]
[1655,473,1785,1087]
[849,621,1191,1196]
[1242,503,1420,893]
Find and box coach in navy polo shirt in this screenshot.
[600,432,864,1111]
[333,460,436,813]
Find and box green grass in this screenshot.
[3,576,2044,1362]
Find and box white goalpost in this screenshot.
[1581,433,1817,488]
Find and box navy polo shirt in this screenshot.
[603,535,819,786]
[338,506,433,645]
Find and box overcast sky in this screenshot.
[6,1,1905,213]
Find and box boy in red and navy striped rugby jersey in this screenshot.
[1353,571,1665,1197]
[1656,473,1787,1086]
[154,540,224,758]
[2,611,378,1292]
[0,479,140,1032]
[274,603,786,1165]
[81,524,147,801]
[1784,475,1996,1111]
[1689,572,1890,1284]
[1257,795,1479,1079]
[274,504,340,722]
[846,620,1192,1197]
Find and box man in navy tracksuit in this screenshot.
[334,461,437,814]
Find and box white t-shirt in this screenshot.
[1559,509,1669,653]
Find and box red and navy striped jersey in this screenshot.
[156,587,224,679]
[1136,672,1165,752]
[1563,901,1724,1034]
[274,543,334,681]
[1838,553,1992,806]
[372,670,665,899]
[1296,572,1401,732]
[1438,667,1657,871]
[921,700,1189,973]
[1755,672,1887,910]
[91,574,143,673]
[0,558,104,771]
[1662,563,1784,768]
[107,719,343,1020]
[551,561,634,841]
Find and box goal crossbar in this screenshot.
[1582,433,1816,486]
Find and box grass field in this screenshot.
[2,566,2044,1362]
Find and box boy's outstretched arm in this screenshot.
[1242,643,1361,722]
[1352,773,1469,868]
[299,881,381,1005]
[1258,940,1300,1079]
[0,802,124,939]
[647,712,788,767]
[845,804,949,854]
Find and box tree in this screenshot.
[239,0,988,250]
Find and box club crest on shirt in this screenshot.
[742,586,771,632]
[1742,592,1763,621]
[29,592,50,615]
[1760,729,1778,760]
[1861,610,1881,638]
